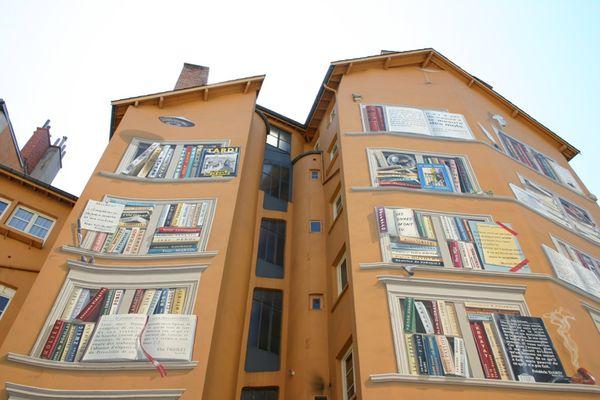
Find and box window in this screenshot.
[7,206,55,241]
[341,347,356,400]
[542,237,600,298]
[241,387,279,400]
[375,206,530,273]
[310,294,323,310]
[74,196,216,258]
[366,148,480,193]
[261,162,290,203]
[329,142,338,161]
[497,130,582,194]
[314,140,320,151]
[17,261,203,370]
[0,197,10,219]
[245,289,283,372]
[337,257,349,295]
[333,192,343,220]
[381,277,569,383]
[511,175,600,243]
[313,396,328,400]
[584,305,600,333]
[311,170,320,180]
[309,220,321,233]
[360,104,473,140]
[114,138,235,180]
[0,284,16,320]
[266,126,291,153]
[256,219,286,279]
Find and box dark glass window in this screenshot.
[311,170,319,180]
[310,220,321,233]
[257,219,286,279]
[241,387,279,400]
[338,258,348,294]
[245,289,283,372]
[311,296,322,310]
[266,126,291,153]
[261,162,290,202]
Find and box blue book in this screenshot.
[453,217,469,241]
[417,163,454,192]
[185,147,197,178]
[412,334,429,375]
[147,247,197,254]
[423,335,444,376]
[147,290,163,315]
[64,324,85,362]
[153,289,169,314]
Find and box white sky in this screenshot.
[1,0,598,197]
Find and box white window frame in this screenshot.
[0,196,12,220]
[379,276,529,378]
[582,302,600,334]
[0,284,16,320]
[341,346,356,400]
[7,205,55,242]
[333,191,343,220]
[336,256,349,295]
[309,220,322,233]
[366,147,481,193]
[8,260,205,371]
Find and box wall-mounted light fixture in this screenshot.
[352,93,362,102]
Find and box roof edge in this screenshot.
[0,163,78,203]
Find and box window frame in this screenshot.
[380,276,530,378]
[261,161,291,203]
[245,288,284,372]
[310,170,320,180]
[332,191,343,220]
[267,126,292,154]
[341,346,356,400]
[256,219,286,279]
[336,256,349,295]
[309,220,322,233]
[0,197,11,220]
[6,204,55,242]
[0,283,16,321]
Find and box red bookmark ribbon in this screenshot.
[496,221,518,236]
[509,259,529,273]
[139,317,167,378]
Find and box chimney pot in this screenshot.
[174,63,209,90]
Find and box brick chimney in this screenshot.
[174,63,209,90]
[21,123,51,174]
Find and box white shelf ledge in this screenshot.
[61,245,218,260]
[370,373,600,394]
[99,171,234,183]
[5,381,185,399]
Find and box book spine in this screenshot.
[429,301,443,335]
[413,334,429,375]
[128,288,146,313]
[91,232,108,253]
[51,322,72,361]
[415,301,434,334]
[197,202,208,227]
[113,229,131,254]
[447,240,463,268]
[157,227,202,233]
[423,335,444,376]
[106,227,125,253]
[108,289,124,315]
[172,288,186,314]
[80,231,96,250]
[164,204,176,227]
[190,145,203,177]
[164,288,176,314]
[172,203,184,227]
[147,289,162,315]
[40,320,66,359]
[422,215,435,239]
[482,320,510,380]
[179,146,193,178]
[137,289,156,314]
[147,247,197,254]
[129,228,145,255]
[101,231,116,253]
[466,242,483,270]
[453,337,467,377]
[436,335,455,375]
[403,297,416,332]
[157,146,174,178]
[454,158,472,193]
[99,289,116,317]
[70,289,91,320]
[137,146,162,177]
[395,235,438,247]
[76,288,108,322]
[123,143,159,175]
[74,323,95,362]
[436,300,450,336]
[404,333,419,375]
[185,147,197,178]
[446,303,460,337]
[61,288,83,320]
[366,105,384,131]
[122,227,138,255]
[154,288,169,314]
[457,241,472,269]
[470,321,501,379]
[64,324,85,362]
[454,217,469,241]
[445,159,462,193]
[147,145,169,178]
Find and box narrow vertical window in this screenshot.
[341,347,356,400]
[0,284,16,320]
[256,219,286,279]
[311,170,320,180]
[266,126,291,154]
[245,289,283,372]
[332,192,343,220]
[337,257,348,295]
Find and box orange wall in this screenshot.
[0,111,23,173]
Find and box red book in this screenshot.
[376,106,386,131]
[366,105,385,131]
[40,319,65,359]
[179,146,193,178]
[447,240,463,268]
[91,232,108,252]
[75,287,108,322]
[128,288,146,313]
[470,321,500,379]
[427,301,443,335]
[157,227,202,234]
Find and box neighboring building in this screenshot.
[0,49,599,400]
[0,100,76,346]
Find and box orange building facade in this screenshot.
[0,49,599,400]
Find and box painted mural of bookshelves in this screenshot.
[8,261,205,370]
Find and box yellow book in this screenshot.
[404,334,418,375]
[172,203,184,227]
[75,323,96,362]
[137,289,157,314]
[61,288,83,320]
[435,335,455,375]
[482,320,510,380]
[136,146,162,178]
[422,215,435,239]
[445,302,460,336]
[59,325,77,362]
[436,300,450,335]
[172,288,187,314]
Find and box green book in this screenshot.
[403,297,416,332]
